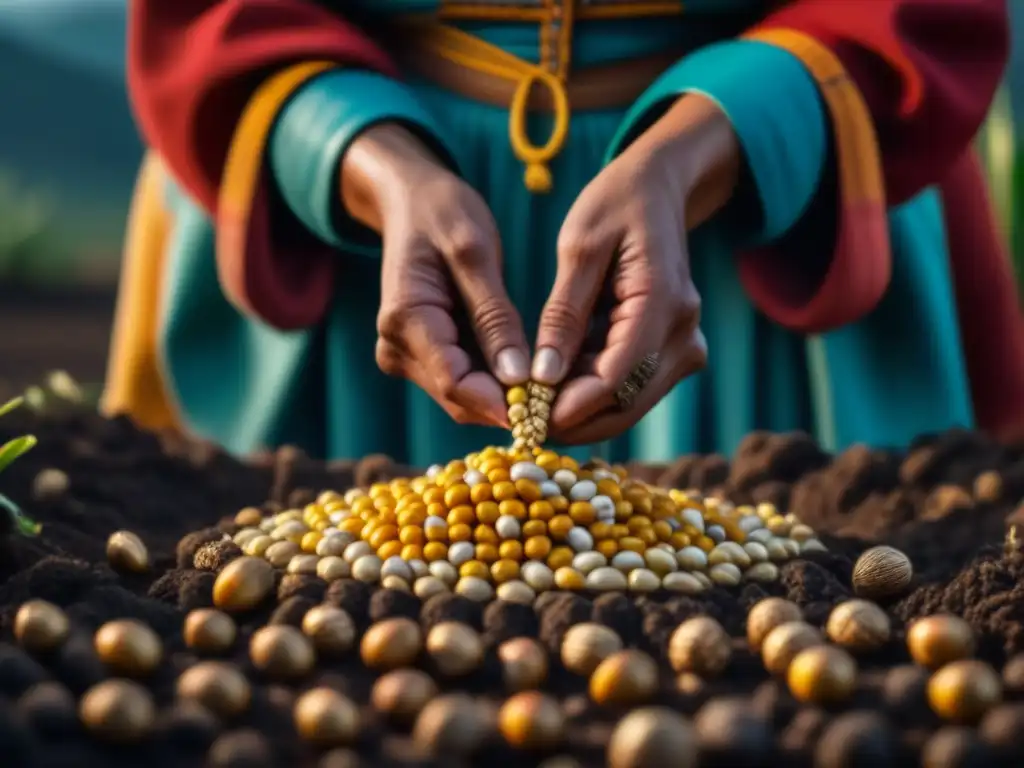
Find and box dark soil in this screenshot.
[2,407,1024,768]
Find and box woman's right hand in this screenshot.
[341,124,530,427]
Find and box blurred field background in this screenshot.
[0,0,1021,391]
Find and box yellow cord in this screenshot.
[412,23,571,193]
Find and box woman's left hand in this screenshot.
[532,94,741,444]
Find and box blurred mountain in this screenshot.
[0,1,138,243]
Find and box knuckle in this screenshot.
[447,225,490,267]
[374,340,404,377]
[669,287,702,327]
[556,227,600,266]
[541,297,587,340]
[376,303,415,343]
[471,298,515,350]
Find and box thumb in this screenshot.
[442,225,530,386]
[532,227,617,385]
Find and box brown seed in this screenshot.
[607,707,698,768]
[668,616,731,677]
[928,660,1002,723]
[851,546,913,600]
[301,605,356,656]
[176,661,251,718]
[499,691,565,751]
[761,621,823,677]
[360,617,423,671]
[560,623,623,677]
[294,687,360,747]
[825,599,891,653]
[590,650,659,706]
[371,669,438,723]
[426,622,484,678]
[498,637,549,692]
[907,615,975,670]
[80,679,155,743]
[413,694,489,757]
[94,619,163,677]
[106,530,150,573]
[787,646,858,705]
[235,507,264,527]
[746,598,803,651]
[183,609,237,654]
[249,625,316,680]
[13,600,69,654]
[213,556,275,611]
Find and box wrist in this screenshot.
[340,122,450,231]
[630,94,742,229]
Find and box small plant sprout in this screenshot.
[0,396,40,536]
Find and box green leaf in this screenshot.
[0,396,24,419]
[0,493,40,537]
[0,435,36,474]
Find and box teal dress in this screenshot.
[157,1,974,466]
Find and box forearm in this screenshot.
[628,95,743,232]
[340,124,449,233]
[268,69,458,254]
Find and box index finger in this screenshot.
[402,307,509,425]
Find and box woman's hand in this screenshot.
[342,124,530,427]
[532,94,742,444]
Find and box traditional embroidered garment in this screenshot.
[104,0,1024,464]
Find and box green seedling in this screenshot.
[0,396,40,536]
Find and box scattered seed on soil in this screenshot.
[13,599,69,654]
[106,530,149,573]
[928,659,1003,723]
[852,545,913,600]
[3,400,1024,768]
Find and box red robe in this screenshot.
[126,0,1024,441]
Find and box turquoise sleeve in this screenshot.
[269,70,458,257]
[606,40,827,245]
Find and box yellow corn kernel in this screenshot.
[522,520,548,538]
[554,567,585,590]
[548,515,574,540]
[476,501,500,525]
[547,546,574,570]
[499,540,524,561]
[399,526,424,546]
[596,539,618,558]
[377,540,403,560]
[460,560,490,579]
[568,502,595,526]
[475,543,499,563]
[618,536,645,554]
[491,559,520,583]
[528,500,555,521]
[470,483,493,504]
[499,500,527,520]
[515,479,542,503]
[446,505,476,527]
[401,544,424,561]
[423,542,449,562]
[524,536,552,560]
[444,484,471,508]
[506,386,529,406]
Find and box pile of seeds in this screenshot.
[227,445,827,603]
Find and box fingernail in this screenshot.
[495,348,529,384]
[532,347,564,384]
